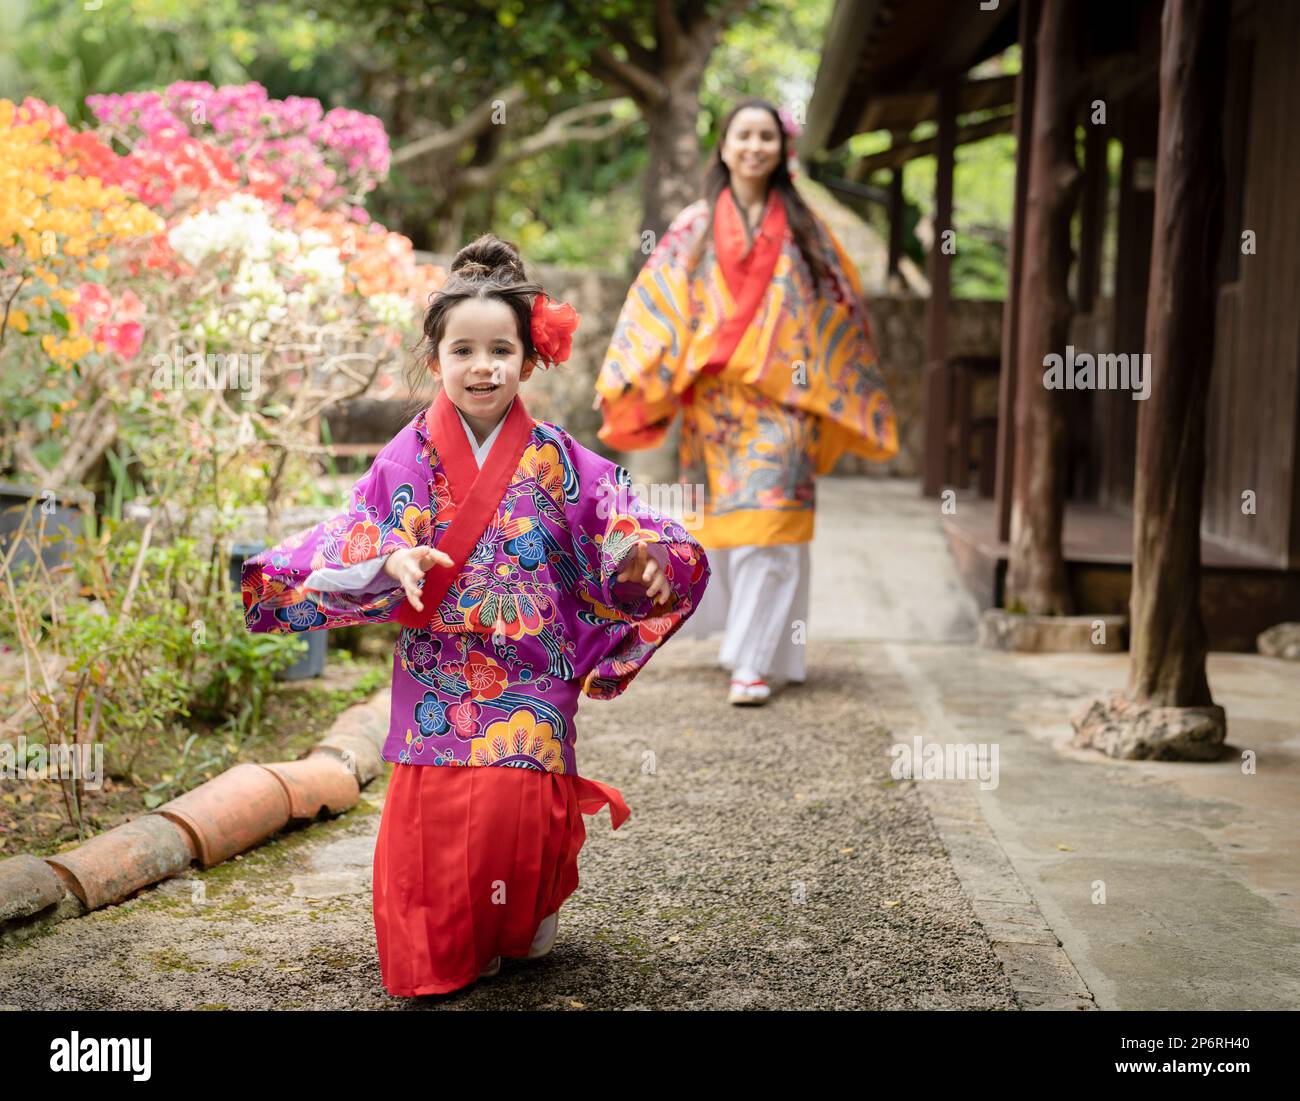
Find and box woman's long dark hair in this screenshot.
[684,97,830,289]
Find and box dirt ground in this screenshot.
[0,637,1017,1011]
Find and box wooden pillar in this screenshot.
[921,77,958,496]
[887,172,905,283]
[1098,98,1157,509]
[886,130,908,284]
[1128,0,1229,707]
[995,0,1040,542]
[1077,116,1108,313]
[1005,0,1081,615]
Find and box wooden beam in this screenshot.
[850,113,1014,177]
[995,0,1040,544]
[858,73,1018,133]
[868,1,1019,98]
[1005,0,1082,614]
[1127,0,1229,707]
[1099,94,1157,509]
[921,75,958,497]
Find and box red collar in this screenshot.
[395,387,534,629]
[703,185,787,372]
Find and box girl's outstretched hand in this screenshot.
[615,539,671,606]
[383,545,454,611]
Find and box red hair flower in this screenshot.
[529,294,580,368]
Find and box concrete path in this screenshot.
[814,477,1300,1010]
[811,476,980,643]
[866,642,1300,1010]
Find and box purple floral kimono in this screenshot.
[241,390,711,776]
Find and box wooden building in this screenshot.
[802,0,1300,651]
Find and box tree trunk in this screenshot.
[1127,0,1229,707]
[1005,0,1081,616]
[637,69,707,265]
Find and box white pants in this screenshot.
[676,542,810,685]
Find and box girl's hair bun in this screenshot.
[451,234,528,284]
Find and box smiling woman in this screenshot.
[595,96,897,707]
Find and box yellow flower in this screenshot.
[8,309,28,332]
[0,98,161,285]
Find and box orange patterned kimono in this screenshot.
[596,189,898,548]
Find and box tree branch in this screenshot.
[459,100,636,189]
[590,44,668,105]
[597,20,659,75]
[653,0,688,64]
[699,0,756,43]
[390,85,529,165]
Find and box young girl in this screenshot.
[240,234,711,996]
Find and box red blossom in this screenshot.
[529,294,580,368]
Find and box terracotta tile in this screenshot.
[44,815,193,910]
[0,853,67,922]
[260,757,360,822]
[152,762,290,868]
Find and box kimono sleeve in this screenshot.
[812,216,899,471]
[240,451,431,634]
[595,201,710,452]
[559,440,711,700]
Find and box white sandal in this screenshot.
[728,676,771,705]
[527,912,559,959]
[478,956,501,979]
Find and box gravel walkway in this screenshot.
[0,638,1016,1010]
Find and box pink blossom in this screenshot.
[99,321,144,360]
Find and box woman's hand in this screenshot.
[383,545,454,612]
[615,539,671,606]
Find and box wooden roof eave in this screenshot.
[802,0,1020,157]
[799,0,892,159]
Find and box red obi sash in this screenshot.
[394,387,534,629]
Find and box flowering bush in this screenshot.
[87,81,390,212]
[0,98,162,475]
[0,89,443,495]
[284,199,444,320]
[1,85,430,838]
[69,283,145,361]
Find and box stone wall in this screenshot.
[844,296,1005,478]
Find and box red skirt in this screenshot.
[372,763,630,997]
